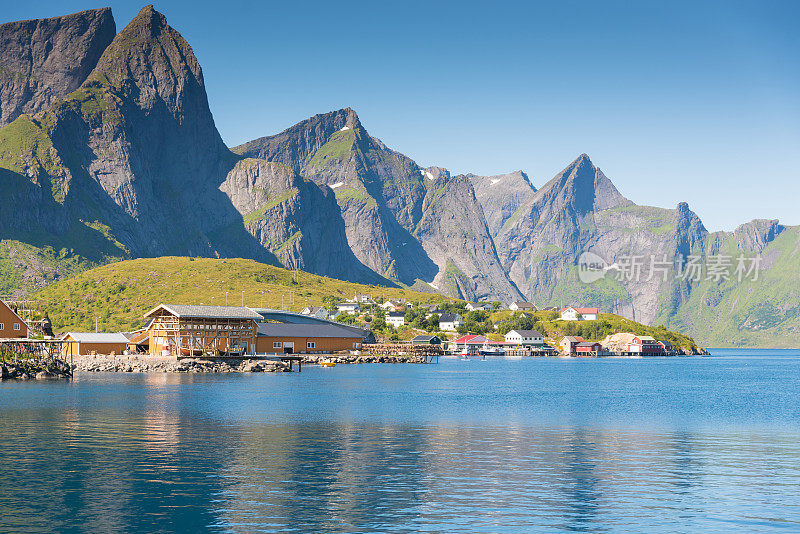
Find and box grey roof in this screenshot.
[145,304,262,320]
[509,329,543,337]
[412,335,440,342]
[576,341,600,347]
[512,301,536,308]
[257,323,363,338]
[63,332,130,343]
[387,311,405,318]
[439,313,462,322]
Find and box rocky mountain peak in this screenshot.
[0,7,116,127]
[734,219,783,253]
[534,154,631,215]
[88,5,206,114]
[672,202,707,258]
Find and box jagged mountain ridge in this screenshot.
[1,6,798,346]
[0,6,387,293]
[234,109,524,302]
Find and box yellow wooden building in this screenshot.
[144,304,261,357]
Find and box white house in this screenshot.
[386,311,406,328]
[466,302,492,312]
[509,301,536,312]
[353,293,373,304]
[337,302,360,314]
[300,306,329,320]
[505,329,545,346]
[438,313,463,331]
[380,299,406,311]
[560,307,598,321]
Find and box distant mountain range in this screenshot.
[1,6,797,347]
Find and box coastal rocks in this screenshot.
[72,355,291,374]
[1,361,72,380]
[303,354,429,365]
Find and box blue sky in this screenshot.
[6,1,799,230]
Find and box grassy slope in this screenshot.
[32,257,448,332]
[661,226,800,348]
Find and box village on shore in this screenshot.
[0,290,703,379]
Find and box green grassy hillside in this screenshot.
[659,226,800,348]
[32,257,449,332]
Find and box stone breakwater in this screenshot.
[1,360,72,380]
[73,355,291,373]
[303,354,429,364]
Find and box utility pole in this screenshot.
[225,292,229,306]
[241,290,244,307]
[95,317,98,333]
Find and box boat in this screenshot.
[478,343,505,356]
[180,347,204,357]
[319,360,337,367]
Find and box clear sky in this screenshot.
[5,1,799,231]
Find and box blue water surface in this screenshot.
[1,349,799,533]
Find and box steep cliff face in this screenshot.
[1,6,271,262]
[416,173,523,301]
[0,7,395,290]
[235,109,523,300]
[493,154,715,322]
[497,154,632,298]
[468,170,536,237]
[220,158,386,284]
[0,8,115,127]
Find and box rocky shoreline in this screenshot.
[72,355,292,373]
[1,360,72,380]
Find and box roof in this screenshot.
[562,336,585,342]
[0,300,26,326]
[512,301,536,308]
[412,335,440,342]
[387,311,405,318]
[576,341,600,347]
[338,301,359,307]
[62,332,130,343]
[144,304,262,320]
[439,313,462,322]
[257,323,363,338]
[635,335,657,342]
[454,334,488,345]
[508,329,543,337]
[561,307,599,314]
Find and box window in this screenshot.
[273,341,282,349]
[353,343,361,349]
[307,341,316,349]
[0,323,3,330]
[13,323,20,331]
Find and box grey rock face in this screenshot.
[734,219,783,253]
[220,158,387,284]
[468,170,536,236]
[416,173,524,301]
[235,109,522,301]
[0,8,115,127]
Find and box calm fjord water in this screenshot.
[1,350,799,533]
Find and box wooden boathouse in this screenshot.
[144,304,261,358]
